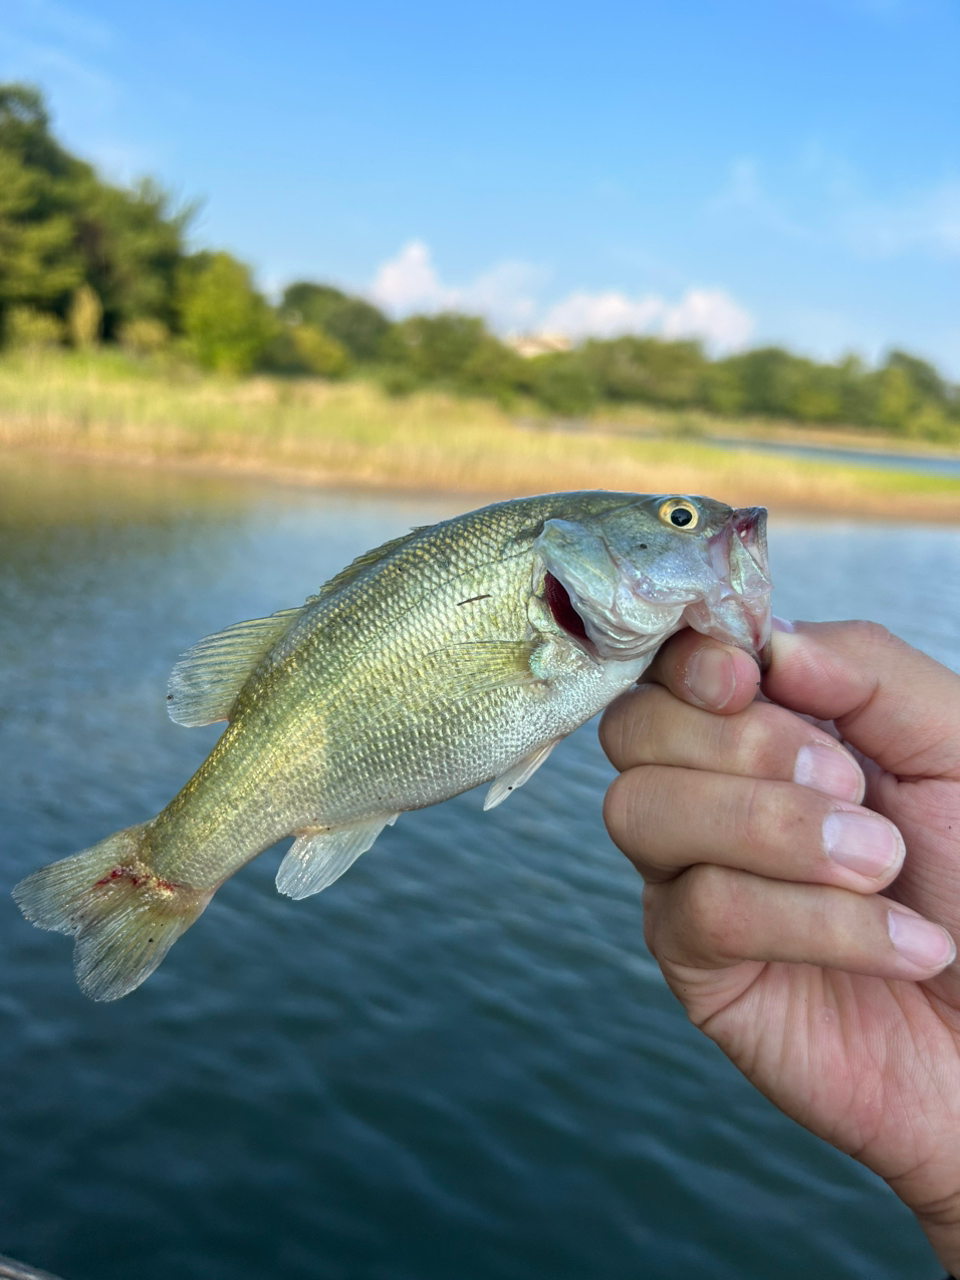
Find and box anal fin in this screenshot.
[276,814,398,900]
[483,739,559,811]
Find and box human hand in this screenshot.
[599,621,960,1274]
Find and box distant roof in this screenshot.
[505,332,573,358]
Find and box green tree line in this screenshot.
[2,82,958,441]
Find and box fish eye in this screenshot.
[658,498,700,531]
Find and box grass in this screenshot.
[2,349,960,521]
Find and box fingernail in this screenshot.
[685,647,736,709]
[772,616,795,633]
[888,909,956,970]
[795,743,864,802]
[822,810,904,878]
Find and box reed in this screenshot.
[2,350,959,520]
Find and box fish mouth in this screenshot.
[683,505,773,666]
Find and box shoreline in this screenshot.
[5,435,960,524]
[2,356,959,522]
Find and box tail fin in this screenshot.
[13,826,211,1001]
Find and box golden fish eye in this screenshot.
[658,498,700,531]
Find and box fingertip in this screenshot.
[887,908,957,975]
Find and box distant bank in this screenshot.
[2,353,959,522]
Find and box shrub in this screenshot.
[4,305,64,349]
[289,324,348,377]
[119,316,169,355]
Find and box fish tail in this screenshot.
[12,826,212,1001]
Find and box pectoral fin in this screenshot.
[427,640,541,699]
[276,814,399,900]
[483,739,560,810]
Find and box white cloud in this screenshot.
[370,241,456,313]
[661,288,754,351]
[542,287,753,354]
[370,241,543,329]
[369,242,753,353]
[541,291,664,339]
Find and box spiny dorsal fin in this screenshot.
[167,606,305,727]
[306,528,423,605]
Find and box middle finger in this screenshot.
[604,764,905,891]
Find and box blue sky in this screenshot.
[3,0,958,373]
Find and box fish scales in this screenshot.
[13,490,773,1000]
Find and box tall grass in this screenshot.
[2,350,959,519]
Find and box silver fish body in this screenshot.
[14,490,772,999]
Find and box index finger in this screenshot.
[766,621,960,781]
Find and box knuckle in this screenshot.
[737,777,809,855]
[602,768,649,847]
[679,865,745,957]
[599,687,657,767]
[640,882,663,954]
[838,619,898,652]
[601,771,629,840]
[597,704,622,765]
[719,709,777,775]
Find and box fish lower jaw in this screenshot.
[680,597,771,664]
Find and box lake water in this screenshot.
[711,436,960,477]
[1,456,958,1280]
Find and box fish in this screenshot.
[13,490,772,1001]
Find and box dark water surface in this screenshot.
[1,456,957,1280]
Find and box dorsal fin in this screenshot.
[306,527,424,605]
[167,607,305,727]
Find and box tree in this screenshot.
[281,281,390,360]
[581,336,707,406]
[529,353,599,416]
[180,252,274,374]
[0,82,191,342]
[886,350,949,407]
[386,312,489,382]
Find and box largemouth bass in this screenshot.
[14,490,772,1000]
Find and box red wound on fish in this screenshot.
[93,865,179,893]
[544,572,589,642]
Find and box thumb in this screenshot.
[765,621,960,781]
